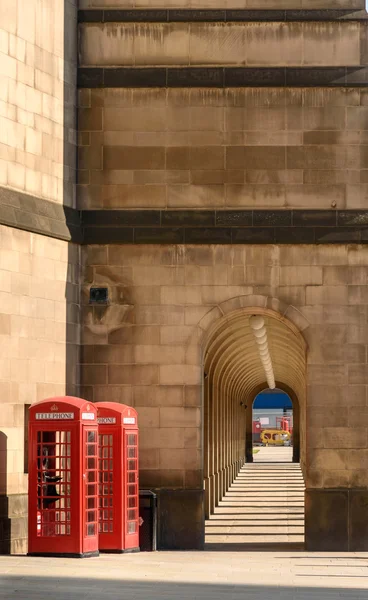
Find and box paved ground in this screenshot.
[1,550,368,599]
[206,446,304,545]
[253,446,293,462]
[2,449,367,599]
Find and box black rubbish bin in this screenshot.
[139,490,157,551]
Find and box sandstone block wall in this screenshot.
[0,0,77,206]
[0,0,78,553]
[78,87,368,211]
[82,243,368,493]
[0,225,80,553]
[80,22,365,68]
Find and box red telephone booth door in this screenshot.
[34,427,75,548]
[28,397,99,558]
[96,402,139,553]
[98,428,120,549]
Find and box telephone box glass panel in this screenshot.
[98,433,114,533]
[85,430,98,536]
[36,430,71,537]
[125,432,138,535]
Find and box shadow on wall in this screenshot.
[64,0,80,400]
[1,576,368,600]
[0,432,9,554]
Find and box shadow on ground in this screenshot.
[1,575,368,600]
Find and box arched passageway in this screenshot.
[203,307,307,546]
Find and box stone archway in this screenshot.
[192,296,308,523]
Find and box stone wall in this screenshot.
[77,87,368,211]
[0,0,78,554]
[0,0,77,206]
[79,22,365,68]
[0,226,80,553]
[82,242,368,549]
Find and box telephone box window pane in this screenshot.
[128,497,137,508]
[87,524,96,536]
[128,472,136,483]
[88,431,97,443]
[128,509,136,521]
[87,457,96,469]
[128,447,136,458]
[127,434,136,446]
[88,471,96,482]
[88,497,96,509]
[127,521,136,534]
[128,484,136,496]
[87,484,96,496]
[87,444,96,456]
[128,460,136,471]
[87,511,96,522]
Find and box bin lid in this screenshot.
[29,396,97,423]
[95,402,138,427]
[139,489,157,498]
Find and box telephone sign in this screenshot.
[36,413,74,420]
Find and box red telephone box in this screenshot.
[28,397,99,558]
[96,402,139,553]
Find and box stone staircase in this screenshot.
[205,448,304,548]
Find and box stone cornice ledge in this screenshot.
[78,9,368,23]
[1,188,368,245]
[0,187,82,244]
[78,67,368,89]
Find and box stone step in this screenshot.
[206,446,305,547]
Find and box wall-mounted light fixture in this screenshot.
[249,315,275,390]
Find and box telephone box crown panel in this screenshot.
[29,396,97,423]
[28,396,99,558]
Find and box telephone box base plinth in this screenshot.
[28,551,100,559]
[100,547,140,554]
